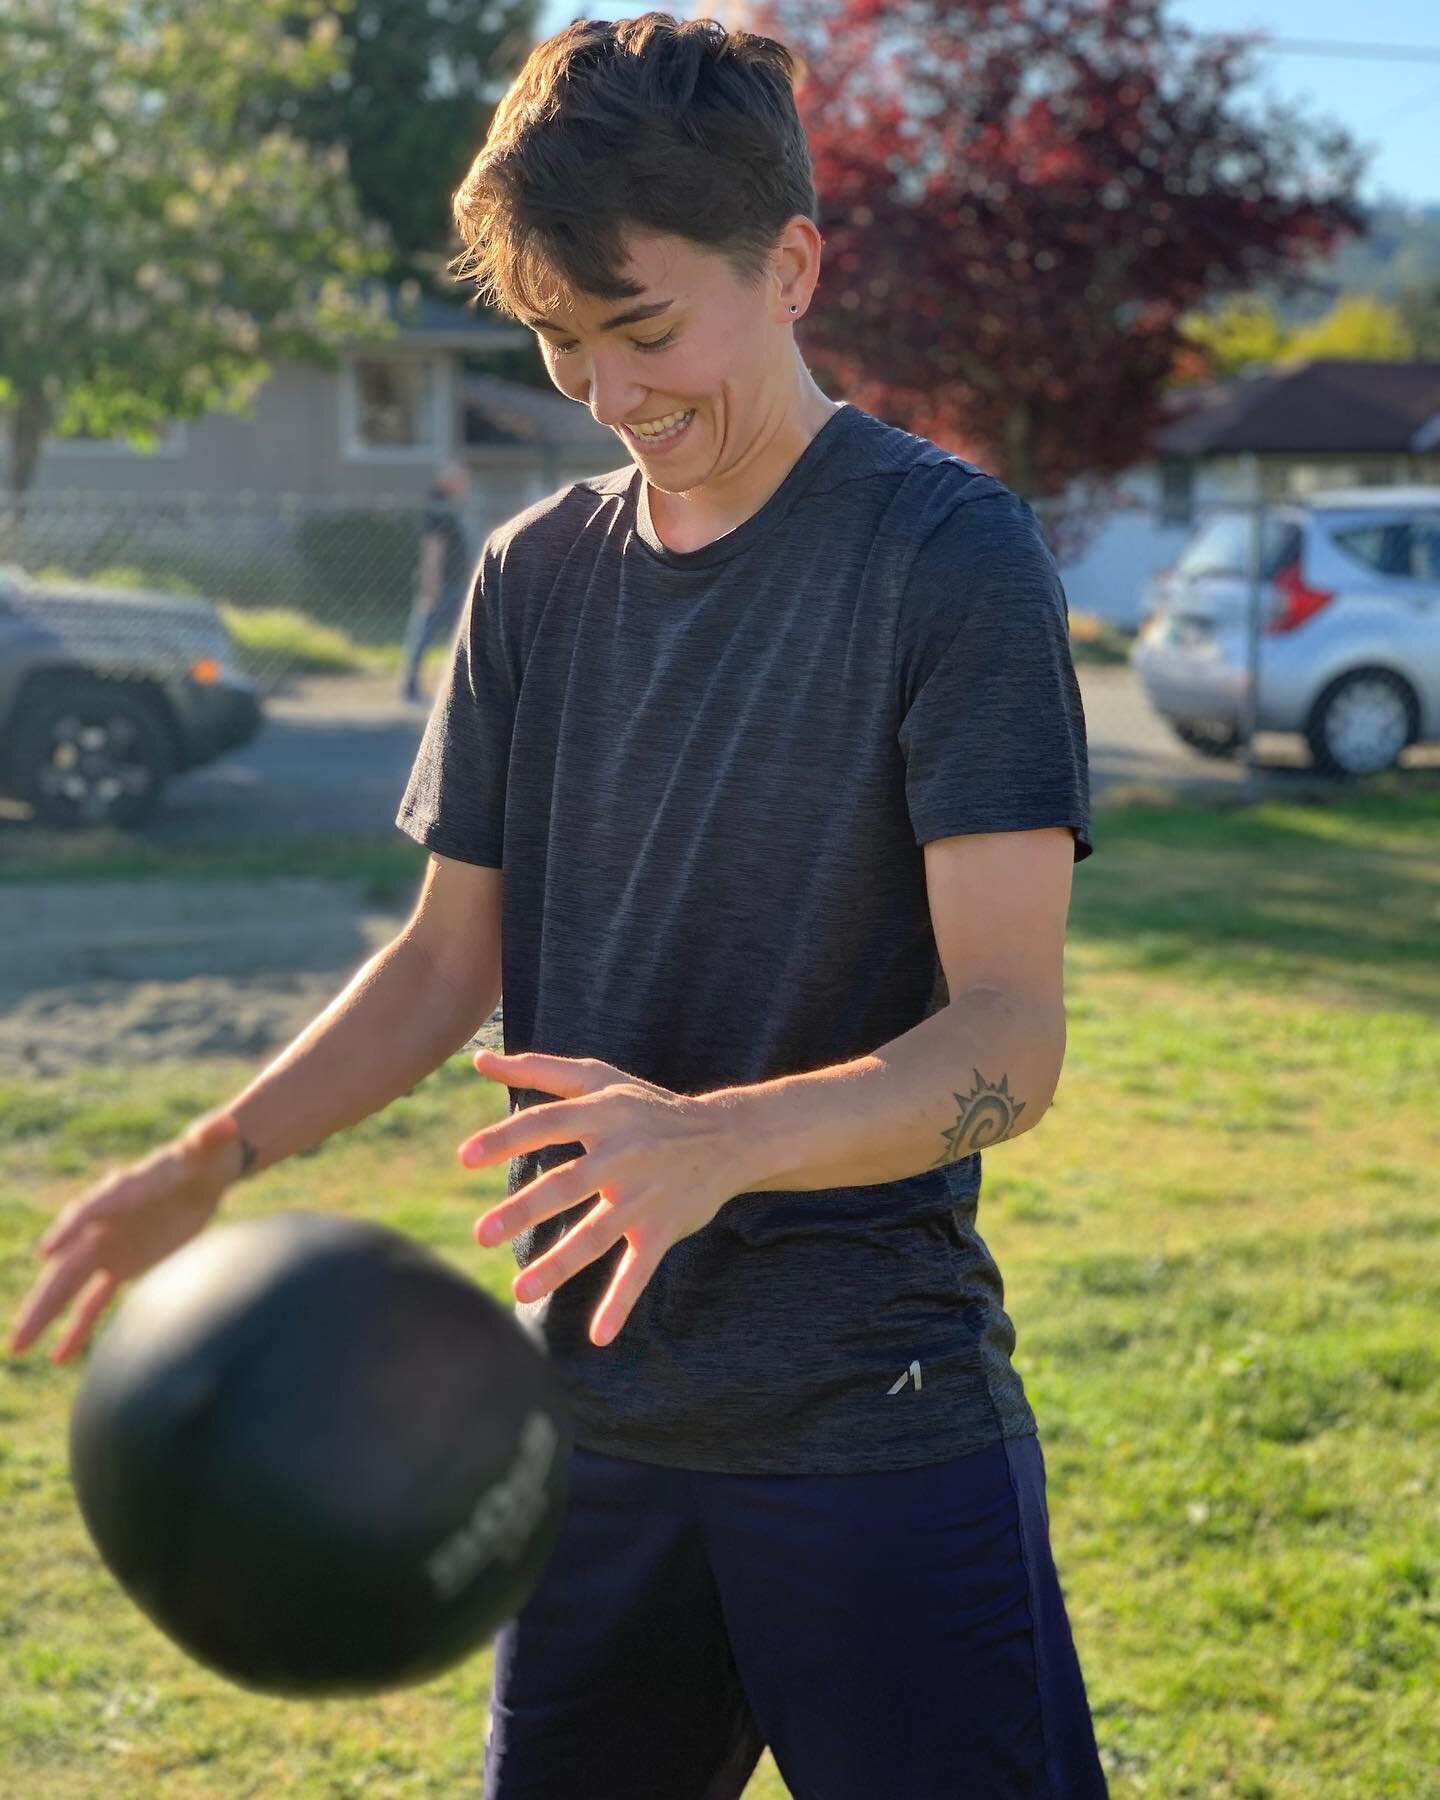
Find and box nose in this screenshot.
[583,359,648,431]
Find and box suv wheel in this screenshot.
[10,676,175,829]
[1304,668,1416,778]
[1169,718,1241,760]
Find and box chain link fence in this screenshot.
[0,487,530,701]
[1,482,1434,835]
[2,481,1151,687]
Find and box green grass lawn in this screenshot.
[2,784,1438,1796]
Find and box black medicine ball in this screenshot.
[68,1211,573,1698]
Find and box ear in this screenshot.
[772,214,823,318]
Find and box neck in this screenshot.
[646,367,840,552]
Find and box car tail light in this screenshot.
[1265,561,1334,635]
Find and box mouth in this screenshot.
[622,408,697,454]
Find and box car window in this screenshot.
[1412,516,1440,582]
[1331,523,1412,578]
[1333,516,1440,582]
[1175,512,1299,579]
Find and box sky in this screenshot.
[534,0,1440,210]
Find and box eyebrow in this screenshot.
[525,299,675,333]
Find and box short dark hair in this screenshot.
[450,12,816,322]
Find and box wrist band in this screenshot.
[236,1132,259,1179]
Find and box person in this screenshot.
[8,14,1111,1798]
[399,458,473,703]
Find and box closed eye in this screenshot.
[547,330,677,356]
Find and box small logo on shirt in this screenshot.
[887,1359,923,1394]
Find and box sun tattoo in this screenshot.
[928,1068,1027,1166]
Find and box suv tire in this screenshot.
[9,675,176,829]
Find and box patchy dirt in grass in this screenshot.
[0,875,503,1081]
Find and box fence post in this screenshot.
[1241,451,1265,805]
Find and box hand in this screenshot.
[5,1111,242,1364]
[461,1050,752,1348]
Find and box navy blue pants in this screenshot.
[483,1431,1109,1798]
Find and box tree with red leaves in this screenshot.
[751,0,1365,498]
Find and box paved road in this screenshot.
[3,664,1437,850]
[145,676,435,846]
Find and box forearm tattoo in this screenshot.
[928,1068,1027,1167]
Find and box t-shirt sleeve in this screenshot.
[896,485,1093,863]
[394,537,515,869]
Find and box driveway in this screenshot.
[143,675,435,846]
[3,664,1436,852]
[3,663,1436,853]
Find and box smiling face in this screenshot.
[525,224,818,494]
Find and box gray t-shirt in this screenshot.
[396,401,1093,1475]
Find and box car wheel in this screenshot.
[1169,718,1242,760]
[9,675,175,829]
[1303,668,1417,778]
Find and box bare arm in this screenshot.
[210,936,494,1186]
[7,857,502,1363]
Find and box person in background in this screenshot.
[400,459,474,703]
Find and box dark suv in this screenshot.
[0,567,263,829]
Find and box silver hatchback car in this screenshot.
[1130,487,1440,775]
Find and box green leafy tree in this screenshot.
[1397,275,1440,359]
[1180,292,1415,379]
[0,0,396,494]
[1287,294,1413,361]
[246,0,543,289]
[1178,298,1289,378]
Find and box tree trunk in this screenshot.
[5,391,52,497]
[1002,402,1035,499]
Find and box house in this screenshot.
[1045,359,1440,629]
[26,284,623,539]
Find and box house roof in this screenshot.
[1155,359,1440,458]
[461,372,619,452]
[373,281,532,351]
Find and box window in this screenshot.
[357,360,426,446]
[1174,510,1300,580]
[1334,515,1440,582]
[1407,515,1440,582]
[1156,457,1195,526]
[342,357,441,458]
[1332,523,1411,578]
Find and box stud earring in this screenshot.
[789,304,798,314]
